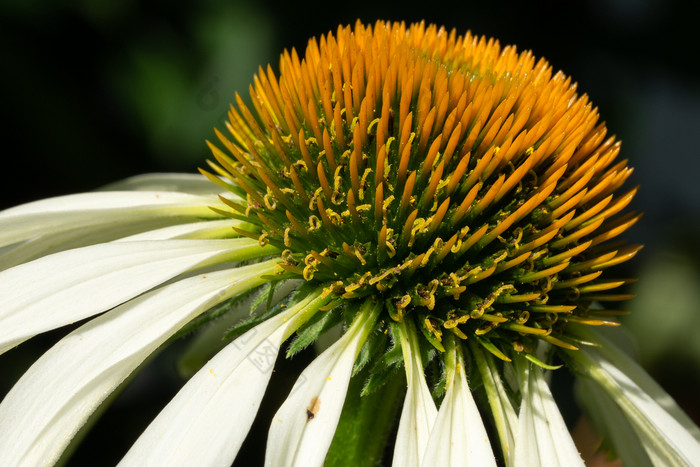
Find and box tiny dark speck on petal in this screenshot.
[306,396,320,422]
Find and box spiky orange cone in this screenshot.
[205,20,641,363]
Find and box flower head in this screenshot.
[207,19,640,363]
[1,20,699,467]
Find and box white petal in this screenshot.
[393,323,438,467]
[0,219,234,271]
[513,362,584,467]
[0,260,276,467]
[422,348,496,467]
[576,377,655,466]
[265,301,381,467]
[0,237,267,354]
[0,218,244,271]
[115,219,242,241]
[98,173,222,194]
[0,191,226,248]
[120,291,329,467]
[471,342,518,464]
[572,340,700,465]
[0,226,131,271]
[579,326,700,442]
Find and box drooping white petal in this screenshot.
[0,191,227,248]
[265,300,381,467]
[393,322,438,467]
[513,361,584,467]
[422,344,496,467]
[576,377,655,466]
[120,291,330,467]
[0,191,213,218]
[570,336,700,466]
[98,173,222,194]
[577,326,700,443]
[0,221,156,271]
[470,341,519,464]
[0,237,270,354]
[0,218,239,272]
[0,217,246,271]
[115,219,242,241]
[0,260,277,467]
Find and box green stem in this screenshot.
[325,298,403,467]
[325,362,405,466]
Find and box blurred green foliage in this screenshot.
[111,1,275,166]
[627,249,700,368]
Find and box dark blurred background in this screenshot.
[1,0,699,464]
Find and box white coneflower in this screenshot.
[1,20,699,466]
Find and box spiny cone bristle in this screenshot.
[205,20,640,360]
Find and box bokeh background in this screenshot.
[1,0,699,464]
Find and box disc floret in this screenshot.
[203,20,640,363]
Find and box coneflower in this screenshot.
[0,20,698,467]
